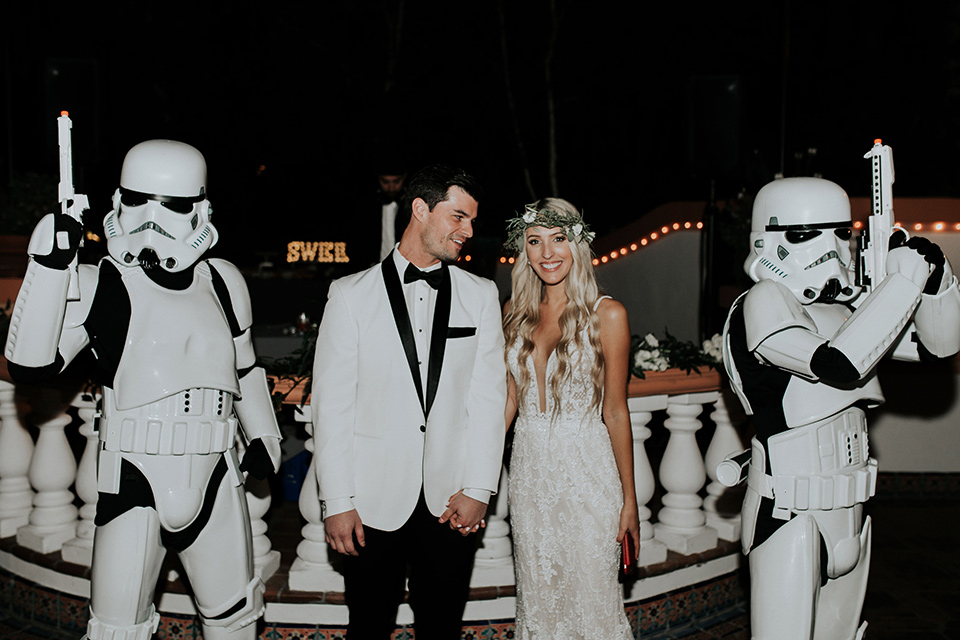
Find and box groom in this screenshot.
[312,164,507,639]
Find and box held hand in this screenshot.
[440,491,488,536]
[29,213,82,270]
[325,509,365,556]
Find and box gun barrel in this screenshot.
[57,111,74,207]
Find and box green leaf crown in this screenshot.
[503,203,595,253]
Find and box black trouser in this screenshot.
[343,491,478,640]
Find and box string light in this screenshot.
[501,216,959,267]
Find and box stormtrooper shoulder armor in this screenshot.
[742,280,818,351]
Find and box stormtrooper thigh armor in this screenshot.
[741,410,874,640]
[86,387,263,640]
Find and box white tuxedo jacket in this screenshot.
[312,254,507,531]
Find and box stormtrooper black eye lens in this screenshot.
[120,193,148,207]
[834,228,852,240]
[785,230,822,244]
[161,200,195,214]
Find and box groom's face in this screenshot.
[420,186,477,263]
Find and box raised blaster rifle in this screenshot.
[57,111,89,300]
[856,139,905,295]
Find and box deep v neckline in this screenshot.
[532,345,558,415]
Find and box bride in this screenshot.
[503,198,639,639]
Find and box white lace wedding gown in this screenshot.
[507,311,633,640]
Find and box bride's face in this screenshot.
[525,226,573,286]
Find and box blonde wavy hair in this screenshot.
[502,198,605,420]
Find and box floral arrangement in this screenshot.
[631,330,722,379]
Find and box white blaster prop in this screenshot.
[856,139,906,295]
[57,111,89,300]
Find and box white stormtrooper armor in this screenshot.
[722,177,960,640]
[4,141,281,640]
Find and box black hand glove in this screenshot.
[34,214,83,270]
[888,228,909,250]
[239,438,275,480]
[905,236,945,295]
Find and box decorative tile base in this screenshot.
[0,563,746,640]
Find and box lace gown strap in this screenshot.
[593,295,612,312]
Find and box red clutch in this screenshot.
[620,534,637,578]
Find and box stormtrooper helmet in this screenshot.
[102,140,218,272]
[744,177,860,304]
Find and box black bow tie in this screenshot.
[404,263,443,289]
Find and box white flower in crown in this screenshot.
[522,205,537,224]
[571,223,583,237]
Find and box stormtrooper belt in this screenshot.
[99,388,238,455]
[748,410,878,520]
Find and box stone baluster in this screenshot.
[0,379,34,538]
[472,464,514,586]
[237,434,281,581]
[288,405,344,591]
[703,393,745,542]
[17,389,79,554]
[247,481,280,581]
[654,391,719,555]
[62,391,99,566]
[627,395,668,565]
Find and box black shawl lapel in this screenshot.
[425,264,450,416]
[381,255,426,414]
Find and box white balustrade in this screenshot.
[653,391,719,555]
[471,465,514,586]
[62,391,99,566]
[282,376,743,590]
[17,389,79,554]
[288,405,345,591]
[240,436,281,581]
[627,395,668,566]
[703,393,745,542]
[0,379,35,538]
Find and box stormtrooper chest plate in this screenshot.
[112,265,239,409]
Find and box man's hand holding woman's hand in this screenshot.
[440,490,487,536]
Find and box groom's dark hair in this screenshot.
[403,164,483,217]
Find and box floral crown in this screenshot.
[503,203,595,253]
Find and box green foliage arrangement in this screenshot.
[630,330,722,379]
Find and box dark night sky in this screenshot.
[3,1,960,278]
